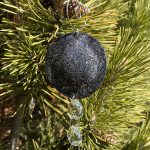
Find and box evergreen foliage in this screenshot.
[0,0,150,149]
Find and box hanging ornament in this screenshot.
[45,32,106,99]
[45,2,106,148]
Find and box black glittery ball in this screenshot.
[45,32,106,99]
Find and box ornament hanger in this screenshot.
[66,0,76,31]
[66,0,89,32]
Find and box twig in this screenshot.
[9,94,28,150]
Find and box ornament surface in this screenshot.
[45,32,106,99]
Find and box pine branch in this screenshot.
[121,0,150,38]
[121,115,150,150]
[1,0,150,149]
[9,94,28,150]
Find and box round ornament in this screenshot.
[45,32,106,99]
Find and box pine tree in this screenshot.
[0,0,150,150]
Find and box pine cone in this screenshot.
[64,0,89,18]
[92,128,117,144]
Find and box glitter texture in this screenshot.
[45,32,106,99]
